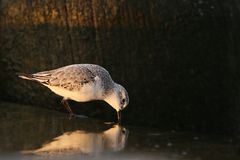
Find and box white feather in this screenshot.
[45,76,102,102]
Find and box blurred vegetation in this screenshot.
[0,0,240,134]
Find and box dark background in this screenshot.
[1,0,240,134]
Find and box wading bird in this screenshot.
[18,64,129,122]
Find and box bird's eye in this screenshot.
[121,99,125,104]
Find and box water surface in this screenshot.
[0,102,239,160]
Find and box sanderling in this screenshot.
[18,64,129,122]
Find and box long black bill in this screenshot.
[117,111,122,123]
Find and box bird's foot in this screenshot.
[68,113,76,120]
[68,114,88,120]
[75,114,88,118]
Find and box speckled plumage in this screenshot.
[31,64,115,97]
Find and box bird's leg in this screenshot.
[117,111,121,123]
[61,98,74,119]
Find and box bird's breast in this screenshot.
[47,76,103,102]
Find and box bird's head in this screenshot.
[104,83,129,122]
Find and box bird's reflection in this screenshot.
[24,124,128,154]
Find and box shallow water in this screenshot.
[0,102,239,160]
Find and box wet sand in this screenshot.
[0,102,239,160]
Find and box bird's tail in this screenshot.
[17,72,51,84]
[17,72,35,81]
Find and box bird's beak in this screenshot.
[117,111,121,123]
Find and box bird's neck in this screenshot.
[104,86,120,111]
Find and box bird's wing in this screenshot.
[28,65,96,91]
[49,66,96,91]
